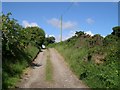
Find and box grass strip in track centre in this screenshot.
[45,49,53,82]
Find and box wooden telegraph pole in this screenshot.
[60,15,62,42]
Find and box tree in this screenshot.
[2,13,46,57]
[2,13,23,57]
[44,36,55,46]
[2,13,47,88]
[24,27,45,51]
[75,31,84,37]
[112,26,120,37]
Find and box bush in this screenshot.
[54,28,119,88]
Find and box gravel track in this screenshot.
[17,48,88,88]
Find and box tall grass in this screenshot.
[54,43,119,88]
[2,45,39,88]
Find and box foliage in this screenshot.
[53,26,120,88]
[44,36,55,46]
[2,13,45,88]
[75,31,84,37]
[2,13,45,57]
[2,45,39,88]
[112,26,120,37]
[2,13,23,58]
[23,27,45,50]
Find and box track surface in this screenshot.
[18,48,88,88]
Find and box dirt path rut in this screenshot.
[17,48,88,88]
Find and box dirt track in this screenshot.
[17,48,88,88]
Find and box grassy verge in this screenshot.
[54,43,119,88]
[2,45,39,88]
[45,49,53,82]
[55,45,88,78]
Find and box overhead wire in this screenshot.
[61,2,74,17]
[58,1,83,41]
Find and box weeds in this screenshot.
[54,34,119,88]
[45,49,53,82]
[2,45,39,88]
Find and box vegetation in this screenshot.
[53,26,120,88]
[44,36,55,46]
[45,49,53,81]
[2,13,46,88]
[1,12,119,89]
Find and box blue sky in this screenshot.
[2,2,118,42]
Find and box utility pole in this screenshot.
[60,15,62,42]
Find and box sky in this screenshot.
[2,2,118,42]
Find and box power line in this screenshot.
[61,2,74,17]
[56,2,74,21]
[59,1,75,42]
[73,24,83,31]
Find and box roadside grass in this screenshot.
[55,45,88,77]
[2,45,39,88]
[45,49,53,82]
[25,44,39,61]
[54,43,119,88]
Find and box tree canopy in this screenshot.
[112,26,120,37]
[44,36,55,46]
[2,13,45,58]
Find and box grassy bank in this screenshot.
[45,49,53,81]
[53,31,119,88]
[55,44,119,88]
[2,13,46,89]
[2,45,39,88]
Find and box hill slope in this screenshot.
[52,26,120,88]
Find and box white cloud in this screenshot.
[45,34,48,38]
[47,18,77,30]
[66,30,76,39]
[49,34,55,37]
[45,34,55,38]
[22,20,39,28]
[85,31,94,36]
[86,18,95,24]
[55,35,61,42]
[55,30,76,42]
